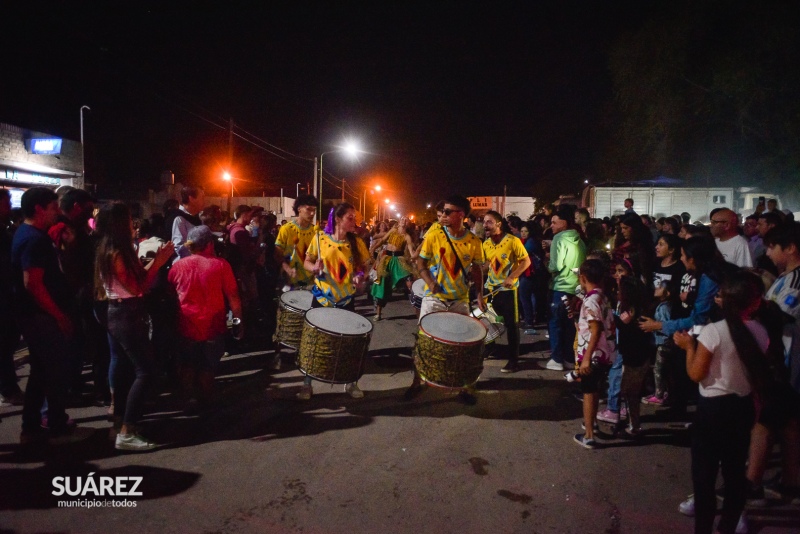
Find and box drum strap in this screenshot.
[442,228,469,285]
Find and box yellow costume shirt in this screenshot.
[482,233,529,291]
[419,226,484,302]
[275,220,317,285]
[306,231,370,307]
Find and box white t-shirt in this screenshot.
[715,235,753,268]
[696,319,768,397]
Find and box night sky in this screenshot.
[3,2,674,211]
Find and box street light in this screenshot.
[318,140,364,215]
[222,171,233,213]
[80,105,90,187]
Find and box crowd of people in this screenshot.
[2,186,799,533]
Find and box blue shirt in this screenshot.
[11,223,73,316]
[660,273,719,336]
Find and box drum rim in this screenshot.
[419,311,487,345]
[304,307,374,336]
[279,290,314,311]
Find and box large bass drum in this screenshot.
[414,311,486,389]
[297,308,373,384]
[274,290,314,349]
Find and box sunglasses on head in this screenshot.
[442,208,462,216]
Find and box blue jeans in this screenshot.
[107,298,155,426]
[518,277,536,326]
[606,355,623,412]
[548,291,575,365]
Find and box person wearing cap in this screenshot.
[274,194,319,289]
[168,225,242,411]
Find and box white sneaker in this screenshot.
[270,354,282,371]
[296,384,313,400]
[678,494,695,516]
[345,382,364,399]
[115,433,157,451]
[545,359,564,371]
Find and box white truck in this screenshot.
[581,185,781,222]
[468,196,537,219]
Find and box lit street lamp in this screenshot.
[318,140,363,215]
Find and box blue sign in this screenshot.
[26,138,63,155]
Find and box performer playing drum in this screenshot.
[297,202,371,400]
[407,195,485,403]
[271,194,318,369]
[480,210,530,373]
[370,216,417,321]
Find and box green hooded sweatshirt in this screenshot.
[548,228,586,294]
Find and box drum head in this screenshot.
[305,307,373,335]
[420,312,486,343]
[280,290,314,311]
[412,278,426,296]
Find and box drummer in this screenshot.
[298,202,371,400]
[274,194,319,289]
[408,195,485,403]
[370,216,417,321]
[272,195,318,369]
[480,211,530,373]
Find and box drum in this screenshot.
[470,304,506,343]
[414,311,486,388]
[298,308,373,384]
[409,278,426,309]
[275,290,314,349]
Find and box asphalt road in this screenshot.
[1,294,798,533]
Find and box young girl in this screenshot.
[674,271,772,534]
[614,268,653,435]
[644,234,685,406]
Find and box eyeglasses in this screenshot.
[710,219,727,225]
[442,208,462,216]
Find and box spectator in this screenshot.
[169,186,205,258]
[673,271,772,534]
[0,189,23,406]
[573,259,618,449]
[168,226,242,411]
[12,188,79,444]
[710,209,752,268]
[546,205,586,371]
[623,198,636,215]
[95,202,174,451]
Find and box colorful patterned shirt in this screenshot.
[576,289,618,365]
[419,225,484,302]
[275,220,317,285]
[482,233,529,292]
[306,231,370,307]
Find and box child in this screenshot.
[615,270,653,436]
[642,281,676,405]
[573,258,618,449]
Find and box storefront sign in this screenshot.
[26,138,63,155]
[3,169,61,186]
[469,196,492,210]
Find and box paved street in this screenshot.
[1,295,798,533]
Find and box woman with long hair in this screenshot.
[95,202,174,451]
[300,203,371,400]
[518,220,545,333]
[614,213,656,288]
[673,271,772,534]
[369,216,417,321]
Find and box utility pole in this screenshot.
[227,118,234,213]
[341,178,345,202]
